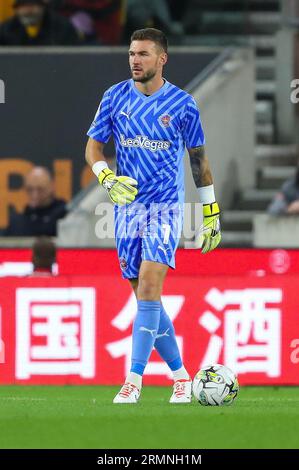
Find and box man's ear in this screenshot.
[160,53,168,66]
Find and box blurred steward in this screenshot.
[5,167,67,236]
[58,0,125,45]
[0,0,80,45]
[31,236,56,275]
[267,160,299,215]
[69,10,99,44]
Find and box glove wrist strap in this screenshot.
[98,168,114,185]
[203,202,220,217]
[92,160,109,177]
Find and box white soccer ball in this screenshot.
[192,364,239,406]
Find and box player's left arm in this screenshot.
[188,145,221,253]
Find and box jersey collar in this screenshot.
[129,78,169,101]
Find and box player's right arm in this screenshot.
[85,137,106,167]
[86,87,138,206]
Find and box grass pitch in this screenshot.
[0,386,298,449]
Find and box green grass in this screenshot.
[0,386,298,449]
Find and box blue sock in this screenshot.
[154,303,183,371]
[131,300,161,375]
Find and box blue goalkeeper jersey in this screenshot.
[87,79,205,204]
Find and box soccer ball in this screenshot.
[192,364,239,406]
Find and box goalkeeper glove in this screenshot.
[200,202,221,254]
[98,168,138,205]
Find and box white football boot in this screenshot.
[113,382,140,404]
[169,379,192,404]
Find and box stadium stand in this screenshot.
[178,0,299,247]
[0,0,298,248]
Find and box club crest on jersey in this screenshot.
[159,114,172,128]
[119,257,128,271]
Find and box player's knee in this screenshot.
[137,276,161,300]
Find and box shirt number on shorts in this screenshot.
[162,224,170,244]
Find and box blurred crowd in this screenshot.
[1,0,299,239]
[0,0,188,46]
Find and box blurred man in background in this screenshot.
[0,0,80,45]
[31,236,56,275]
[5,166,67,236]
[267,161,299,215]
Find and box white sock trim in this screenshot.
[172,366,190,381]
[92,161,109,177]
[197,184,216,204]
[126,372,142,389]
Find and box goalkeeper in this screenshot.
[86,28,221,404]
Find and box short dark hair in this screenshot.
[130,28,168,53]
[32,237,56,270]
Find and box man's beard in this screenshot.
[131,68,157,83]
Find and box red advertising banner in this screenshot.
[1,247,299,276]
[0,273,298,386]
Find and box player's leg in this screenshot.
[158,312,192,403]
[140,205,192,403]
[137,259,168,300]
[129,277,187,376]
[130,278,138,296]
[113,262,167,403]
[113,207,143,403]
[113,204,191,403]
[115,261,168,402]
[132,260,168,379]
[129,277,191,403]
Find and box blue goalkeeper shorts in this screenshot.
[114,202,183,279]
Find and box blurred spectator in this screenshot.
[0,0,14,23]
[0,0,80,45]
[31,236,56,275]
[58,0,124,45]
[70,10,98,44]
[5,167,67,236]
[267,162,299,215]
[124,0,184,42]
